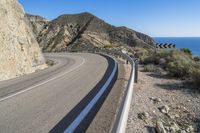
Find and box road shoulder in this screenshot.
[86,59,130,133]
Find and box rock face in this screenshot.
[0,0,47,81]
[26,14,48,37]
[27,12,155,52]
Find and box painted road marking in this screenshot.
[0,58,85,102]
[64,60,117,133]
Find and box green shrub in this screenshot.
[193,56,200,62]
[136,48,199,88]
[143,64,156,72]
[135,48,150,62]
[189,65,200,88]
[46,59,54,66]
[165,50,194,77]
[140,50,172,65]
[180,48,192,56]
[166,60,191,77]
[139,49,196,77]
[141,55,156,65]
[103,44,113,49]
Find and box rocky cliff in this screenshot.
[0,0,47,81]
[26,14,48,37]
[27,12,155,52]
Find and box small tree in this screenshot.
[180,48,192,56]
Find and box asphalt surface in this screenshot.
[0,53,112,133]
[86,60,127,133]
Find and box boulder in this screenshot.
[159,105,170,114]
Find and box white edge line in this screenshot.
[64,60,117,133]
[0,58,85,102]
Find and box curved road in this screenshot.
[0,53,115,133]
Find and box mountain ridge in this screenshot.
[27,12,155,52]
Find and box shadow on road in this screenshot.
[50,54,118,133]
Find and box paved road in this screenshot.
[0,53,113,133]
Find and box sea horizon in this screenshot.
[154,37,200,56]
[152,36,200,38]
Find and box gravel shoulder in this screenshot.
[126,65,200,133]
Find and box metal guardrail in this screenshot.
[97,49,136,133]
[70,48,137,133]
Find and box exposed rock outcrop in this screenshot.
[27,12,155,52]
[26,14,48,37]
[0,0,47,81]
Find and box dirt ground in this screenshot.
[126,66,200,133]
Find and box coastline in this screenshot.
[154,37,200,56]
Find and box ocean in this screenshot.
[154,37,200,56]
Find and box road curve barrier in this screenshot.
[97,49,136,133]
[69,48,137,133]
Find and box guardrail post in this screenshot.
[126,60,128,64]
[134,59,138,83]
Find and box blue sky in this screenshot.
[19,0,200,37]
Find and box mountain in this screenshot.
[0,0,46,81]
[27,12,155,52]
[26,14,48,37]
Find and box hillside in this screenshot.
[26,14,48,37]
[0,0,46,81]
[27,12,155,52]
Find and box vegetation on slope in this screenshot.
[27,13,155,52]
[137,48,200,88]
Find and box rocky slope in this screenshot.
[127,66,200,133]
[26,14,48,37]
[0,0,46,81]
[27,12,155,52]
